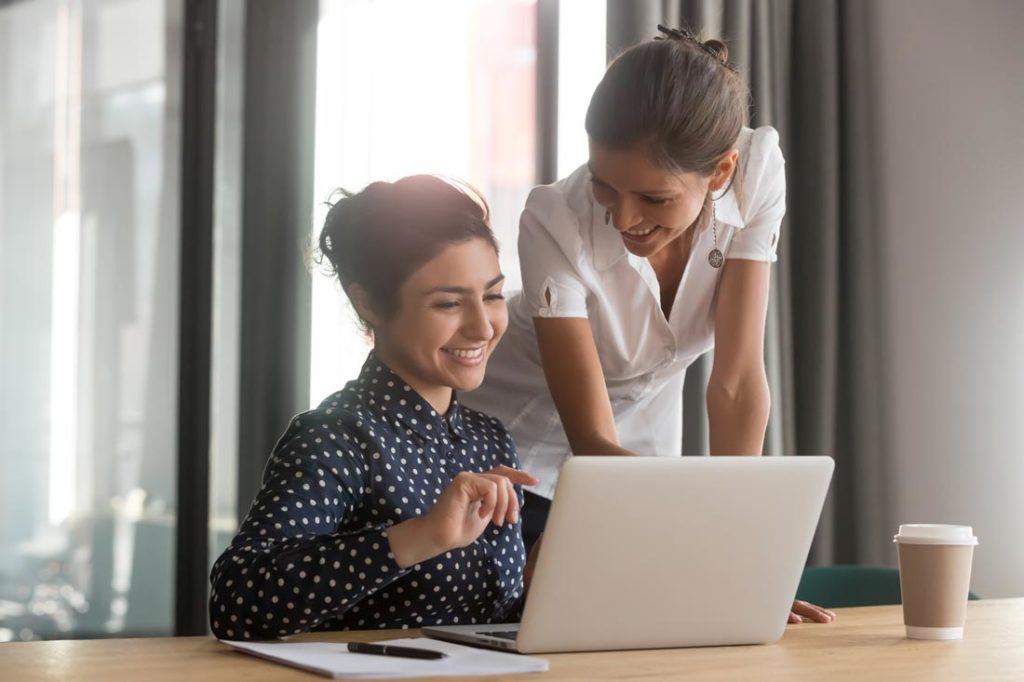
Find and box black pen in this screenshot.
[347,641,447,660]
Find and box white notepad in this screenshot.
[223,637,549,679]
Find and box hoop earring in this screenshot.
[605,209,611,225]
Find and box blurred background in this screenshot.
[0,0,1021,640]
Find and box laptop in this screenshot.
[423,455,833,654]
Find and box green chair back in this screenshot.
[796,565,980,608]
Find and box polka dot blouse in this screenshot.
[209,352,527,640]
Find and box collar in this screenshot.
[714,125,752,229]
[590,197,628,271]
[714,179,745,229]
[354,352,465,441]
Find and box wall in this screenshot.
[870,0,1024,597]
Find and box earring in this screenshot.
[707,200,724,269]
[605,209,611,225]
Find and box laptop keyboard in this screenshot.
[479,630,519,640]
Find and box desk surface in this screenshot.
[5,598,1022,681]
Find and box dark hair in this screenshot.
[585,27,749,223]
[316,175,497,328]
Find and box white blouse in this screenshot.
[464,126,786,498]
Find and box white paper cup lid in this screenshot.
[893,524,978,545]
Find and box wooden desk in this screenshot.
[5,599,1022,681]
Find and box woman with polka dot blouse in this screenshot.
[209,176,538,640]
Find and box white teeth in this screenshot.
[626,226,656,237]
[445,347,484,359]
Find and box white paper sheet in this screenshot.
[223,637,549,679]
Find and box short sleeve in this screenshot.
[518,188,589,319]
[726,127,787,263]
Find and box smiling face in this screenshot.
[368,238,508,413]
[588,141,734,259]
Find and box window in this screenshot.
[557,0,606,178]
[307,0,606,406]
[0,0,608,640]
[0,0,182,639]
[309,0,540,406]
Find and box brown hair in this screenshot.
[316,175,497,328]
[585,27,749,225]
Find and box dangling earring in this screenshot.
[605,209,611,226]
[707,199,724,269]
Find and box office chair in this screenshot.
[796,565,981,608]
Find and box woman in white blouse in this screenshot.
[465,27,835,623]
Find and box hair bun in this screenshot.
[701,39,729,64]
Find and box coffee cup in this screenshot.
[893,524,977,640]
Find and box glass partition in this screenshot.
[0,0,182,640]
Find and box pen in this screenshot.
[347,641,447,660]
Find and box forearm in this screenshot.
[566,428,635,456]
[387,515,446,568]
[534,317,635,457]
[209,451,413,639]
[209,525,407,639]
[706,376,770,455]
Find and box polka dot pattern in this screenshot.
[209,353,526,640]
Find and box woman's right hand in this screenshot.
[426,467,539,551]
[388,466,538,568]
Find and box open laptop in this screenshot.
[423,455,833,654]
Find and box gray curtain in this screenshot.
[236,1,319,521]
[607,0,889,564]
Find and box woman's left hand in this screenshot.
[789,599,836,623]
